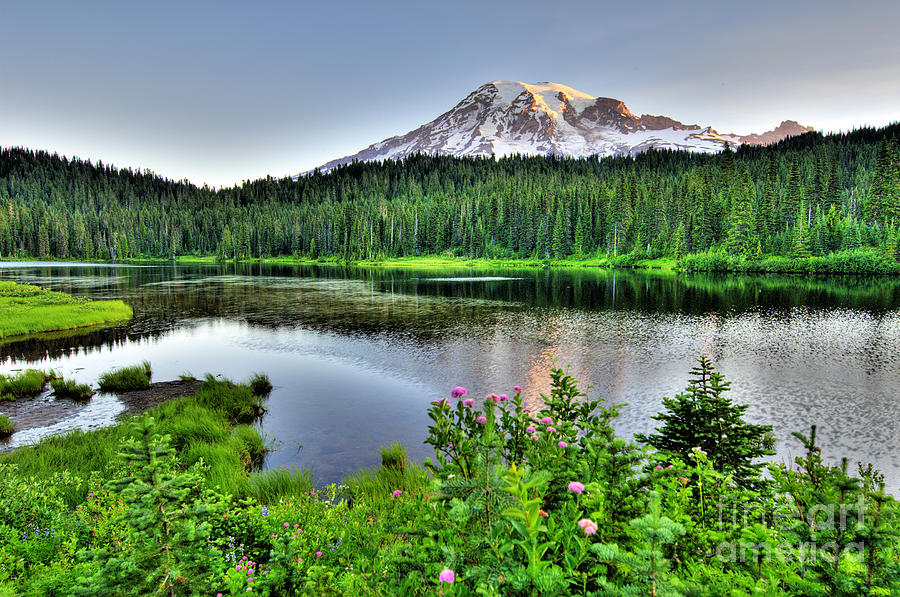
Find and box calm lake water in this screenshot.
[2,261,900,490]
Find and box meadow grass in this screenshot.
[0,369,53,401]
[239,466,315,503]
[344,443,430,506]
[97,361,152,392]
[0,414,13,436]
[0,280,132,340]
[49,378,94,400]
[0,375,272,504]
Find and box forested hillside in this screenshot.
[1,124,899,264]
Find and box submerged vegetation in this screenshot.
[3,125,900,273]
[0,280,132,340]
[0,360,896,595]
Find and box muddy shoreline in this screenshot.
[0,379,204,445]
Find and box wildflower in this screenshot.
[392,490,403,498]
[438,568,455,583]
[531,434,539,440]
[463,398,475,407]
[431,398,448,405]
[316,551,323,557]
[476,416,487,424]
[540,416,553,425]
[526,426,536,433]
[678,477,689,484]
[578,518,598,535]
[261,506,269,516]
[487,393,500,403]
[539,509,548,517]
[451,386,468,399]
[499,394,508,401]
[514,385,522,392]
[546,426,556,433]
[568,481,585,494]
[284,522,290,527]
[655,465,664,470]
[558,441,568,448]
[523,408,531,413]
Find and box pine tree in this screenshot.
[76,417,218,596]
[636,356,775,488]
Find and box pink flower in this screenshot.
[526,426,536,433]
[678,477,689,484]
[284,522,290,527]
[499,394,509,402]
[655,465,663,470]
[546,426,557,433]
[578,518,598,535]
[558,441,568,448]
[316,551,323,557]
[514,386,522,392]
[431,398,448,405]
[392,490,403,498]
[463,398,475,407]
[568,481,585,494]
[476,416,487,424]
[438,568,455,583]
[540,417,553,425]
[523,408,531,413]
[487,393,500,403]
[451,386,468,398]
[531,434,539,440]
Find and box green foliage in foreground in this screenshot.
[0,362,898,595]
[0,280,132,340]
[96,361,152,392]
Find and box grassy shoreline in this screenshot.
[0,281,132,341]
[6,247,900,275]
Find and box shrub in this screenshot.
[49,378,94,400]
[97,363,151,392]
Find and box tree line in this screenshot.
[1,123,899,262]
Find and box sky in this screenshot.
[2,0,898,187]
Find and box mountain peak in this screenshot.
[314,81,813,171]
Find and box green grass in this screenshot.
[249,372,273,397]
[97,361,152,392]
[0,375,271,504]
[0,414,13,436]
[0,369,53,401]
[344,443,430,506]
[239,467,315,503]
[49,378,94,400]
[0,280,132,340]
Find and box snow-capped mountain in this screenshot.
[315,81,813,171]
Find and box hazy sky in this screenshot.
[2,1,898,186]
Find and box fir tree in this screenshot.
[636,356,774,488]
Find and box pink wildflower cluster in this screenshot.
[451,386,468,399]
[231,556,271,588]
[577,518,598,535]
[438,568,455,583]
[567,481,585,494]
[392,489,403,498]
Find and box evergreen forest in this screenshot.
[2,124,900,269]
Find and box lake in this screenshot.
[2,261,899,490]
